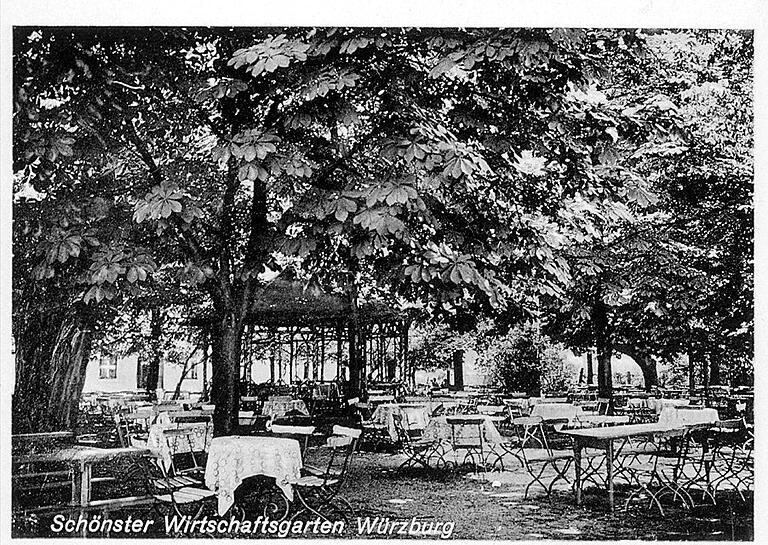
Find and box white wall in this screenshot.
[82,353,209,394]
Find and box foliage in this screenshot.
[473,322,573,395]
[408,321,476,372]
[12,27,750,432]
[540,29,753,389]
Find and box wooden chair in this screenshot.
[162,427,209,482]
[392,413,448,471]
[166,410,213,424]
[113,413,150,448]
[291,426,361,523]
[270,424,317,459]
[354,402,390,449]
[129,453,215,526]
[622,427,695,515]
[508,416,573,499]
[708,418,753,501]
[445,416,492,475]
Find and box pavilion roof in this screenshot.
[190,269,408,328]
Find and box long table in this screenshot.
[559,423,688,511]
[13,445,151,508]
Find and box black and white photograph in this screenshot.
[1,1,762,541]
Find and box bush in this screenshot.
[477,324,573,396]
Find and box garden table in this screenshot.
[423,415,504,444]
[658,406,719,426]
[560,422,688,511]
[573,415,630,427]
[13,445,151,507]
[261,399,309,420]
[204,435,302,516]
[370,403,431,441]
[530,402,584,423]
[652,398,691,413]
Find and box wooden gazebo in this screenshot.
[195,270,412,398]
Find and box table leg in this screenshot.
[606,441,614,512]
[80,461,92,506]
[574,440,583,506]
[71,463,82,506]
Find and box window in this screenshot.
[98,354,118,379]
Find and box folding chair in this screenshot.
[392,413,449,471]
[291,426,361,523]
[113,412,151,448]
[355,402,390,449]
[162,427,209,482]
[709,419,753,501]
[166,410,213,425]
[622,427,694,515]
[511,419,573,500]
[445,416,495,475]
[270,424,317,460]
[129,453,215,529]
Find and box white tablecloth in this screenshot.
[652,398,691,414]
[658,406,719,426]
[530,403,584,422]
[423,415,504,445]
[370,403,431,441]
[204,436,302,515]
[261,399,309,419]
[147,422,212,471]
[574,415,630,427]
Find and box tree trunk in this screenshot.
[346,269,365,399]
[638,355,658,392]
[47,323,93,430]
[688,341,698,396]
[593,298,613,408]
[709,355,720,386]
[347,323,365,398]
[615,344,658,393]
[200,331,210,402]
[13,312,93,433]
[586,349,594,385]
[452,350,464,390]
[145,307,163,399]
[210,314,244,437]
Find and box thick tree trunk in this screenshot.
[615,344,658,392]
[47,323,93,429]
[638,355,658,392]
[593,298,613,409]
[13,312,93,433]
[210,314,244,437]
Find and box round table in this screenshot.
[204,435,302,516]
